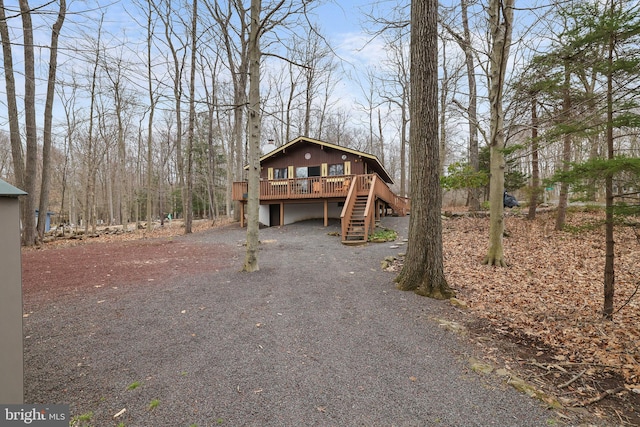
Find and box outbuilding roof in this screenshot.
[0,179,27,197]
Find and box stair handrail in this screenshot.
[339,176,357,239]
[369,174,410,216]
[361,175,379,241]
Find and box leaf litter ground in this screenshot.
[435,209,639,424]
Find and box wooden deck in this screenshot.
[233,174,410,244]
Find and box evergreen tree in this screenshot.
[548,0,640,319]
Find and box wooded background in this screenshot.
[1,0,639,246]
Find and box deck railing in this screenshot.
[232,175,354,201]
[369,174,410,216]
[233,173,409,213]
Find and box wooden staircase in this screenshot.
[340,174,410,245]
[342,194,368,244]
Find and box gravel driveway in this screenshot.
[23,217,557,426]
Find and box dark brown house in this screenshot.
[232,136,409,244]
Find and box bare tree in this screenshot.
[185,0,199,233]
[243,0,263,272]
[36,0,66,240]
[483,0,514,267]
[440,0,481,210]
[18,0,39,245]
[395,0,454,299]
[297,28,332,138]
[461,0,480,211]
[243,0,312,271]
[83,24,103,235]
[206,0,250,221]
[102,48,136,229]
[0,0,26,225]
[379,30,410,197]
[355,68,380,156]
[56,75,81,228]
[152,0,190,231]
[200,51,223,220]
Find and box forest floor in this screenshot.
[23,208,640,425]
[436,208,639,425]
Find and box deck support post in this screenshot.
[323,199,328,227]
[240,202,245,228]
[280,202,284,227]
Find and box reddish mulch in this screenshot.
[21,220,235,307]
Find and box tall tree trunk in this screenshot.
[377,109,384,166]
[116,90,128,230]
[19,0,38,246]
[483,0,514,267]
[0,0,25,194]
[154,0,186,229]
[400,102,407,198]
[603,9,615,319]
[527,96,539,220]
[207,112,217,220]
[205,0,248,220]
[243,0,262,272]
[106,150,114,224]
[555,64,572,230]
[439,41,448,175]
[185,0,198,234]
[103,54,130,230]
[202,59,220,221]
[286,66,295,143]
[231,67,247,221]
[37,0,66,240]
[304,68,312,137]
[59,85,78,228]
[146,1,160,231]
[146,108,155,231]
[462,0,480,211]
[395,0,453,299]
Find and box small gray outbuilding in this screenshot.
[0,178,26,404]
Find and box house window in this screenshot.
[296,166,321,177]
[328,163,344,176]
[308,165,321,177]
[274,168,287,179]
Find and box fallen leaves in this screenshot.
[438,211,640,388]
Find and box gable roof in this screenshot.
[0,179,27,197]
[261,136,394,183]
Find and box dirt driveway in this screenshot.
[22,218,577,426]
